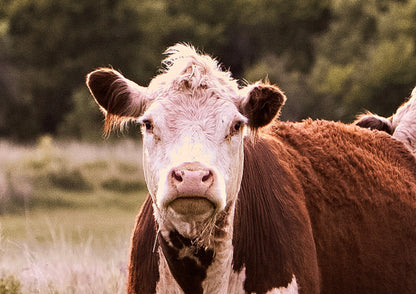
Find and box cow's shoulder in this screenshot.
[233,136,320,293]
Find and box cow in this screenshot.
[355,86,416,154]
[86,44,416,294]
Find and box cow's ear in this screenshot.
[86,68,149,135]
[354,112,393,134]
[240,82,286,129]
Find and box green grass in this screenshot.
[0,137,148,293]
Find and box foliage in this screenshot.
[161,0,330,75]
[57,86,104,141]
[307,0,416,121]
[2,0,147,140]
[1,0,416,140]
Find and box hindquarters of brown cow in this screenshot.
[272,119,416,294]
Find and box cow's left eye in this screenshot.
[233,121,242,132]
[228,121,244,138]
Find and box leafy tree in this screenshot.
[57,86,103,141]
[162,0,331,77]
[244,54,311,121]
[308,0,416,121]
[5,0,148,140]
[0,1,17,137]
[2,0,416,141]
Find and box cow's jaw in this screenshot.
[156,200,238,294]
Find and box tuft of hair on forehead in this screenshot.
[153,43,238,95]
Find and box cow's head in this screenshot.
[86,44,285,245]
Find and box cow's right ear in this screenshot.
[240,82,287,129]
[86,68,149,134]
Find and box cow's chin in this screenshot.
[167,197,216,222]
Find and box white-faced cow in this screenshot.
[355,86,416,154]
[86,44,416,294]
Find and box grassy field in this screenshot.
[0,137,148,293]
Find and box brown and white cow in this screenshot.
[86,44,416,294]
[355,86,416,154]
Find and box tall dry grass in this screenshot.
[0,137,146,293]
[0,224,130,294]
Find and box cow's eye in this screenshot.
[228,121,244,138]
[233,121,242,132]
[142,120,153,132]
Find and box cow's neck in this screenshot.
[155,203,237,294]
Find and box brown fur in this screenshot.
[233,136,320,293]
[128,119,416,294]
[128,196,159,294]
[271,119,416,293]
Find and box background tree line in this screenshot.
[1,0,415,141]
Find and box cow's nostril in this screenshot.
[202,171,212,182]
[173,170,183,182]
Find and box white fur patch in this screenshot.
[155,208,236,294]
[228,268,299,294]
[266,275,299,294]
[155,248,183,294]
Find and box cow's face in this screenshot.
[86,45,285,240]
[139,88,252,232]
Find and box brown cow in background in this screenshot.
[355,86,416,154]
[86,44,416,294]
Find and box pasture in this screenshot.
[0,137,147,293]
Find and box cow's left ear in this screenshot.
[240,82,287,129]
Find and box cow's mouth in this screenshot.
[168,196,215,216]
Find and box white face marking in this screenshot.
[140,87,246,235]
